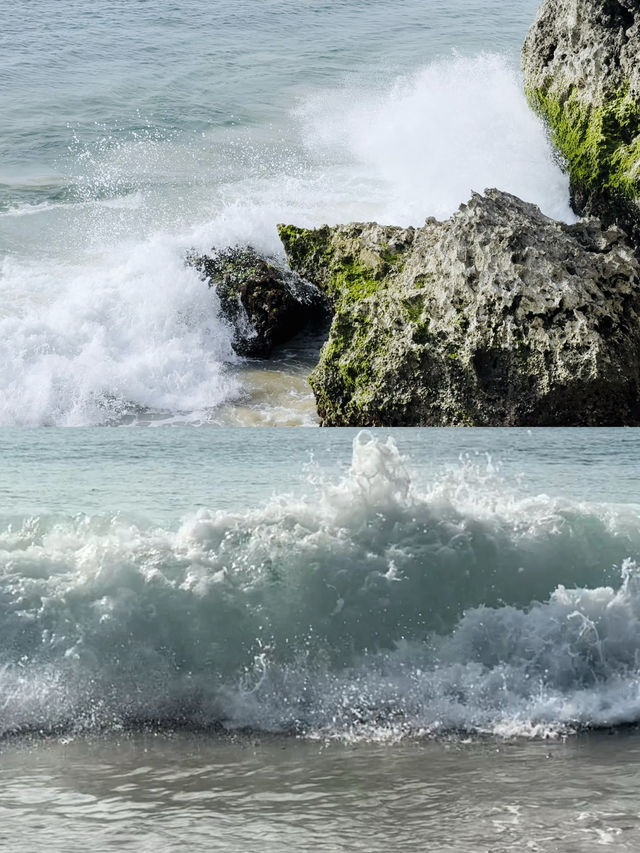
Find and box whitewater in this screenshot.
[3,428,640,851]
[4,2,639,849]
[1,428,639,741]
[0,0,574,425]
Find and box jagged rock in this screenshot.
[190,246,326,358]
[522,0,640,246]
[278,189,640,426]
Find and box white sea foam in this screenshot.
[1,435,639,740]
[0,240,241,426]
[297,53,575,224]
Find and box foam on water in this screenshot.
[0,240,242,426]
[1,434,639,740]
[0,51,574,425]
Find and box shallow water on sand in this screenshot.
[3,730,640,852]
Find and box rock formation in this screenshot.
[279,189,640,426]
[522,0,640,246]
[190,246,326,358]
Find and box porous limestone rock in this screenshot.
[522,0,640,246]
[278,189,640,426]
[190,246,326,358]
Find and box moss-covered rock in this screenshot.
[522,0,640,245]
[189,246,326,358]
[277,223,413,305]
[279,190,640,426]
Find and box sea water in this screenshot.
[1,0,573,426]
[2,428,640,850]
[3,3,635,849]
[3,733,640,853]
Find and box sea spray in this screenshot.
[0,241,242,426]
[1,434,640,739]
[0,51,574,425]
[298,53,574,224]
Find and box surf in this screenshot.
[1,434,639,740]
[0,50,572,426]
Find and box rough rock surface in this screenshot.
[278,189,640,426]
[190,246,326,358]
[522,0,640,246]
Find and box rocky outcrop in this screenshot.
[279,189,640,426]
[522,0,640,246]
[190,246,326,358]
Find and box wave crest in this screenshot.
[1,435,639,739]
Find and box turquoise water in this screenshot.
[3,0,541,196]
[2,427,639,520]
[2,427,640,741]
[3,5,635,848]
[0,0,574,425]
[2,428,640,851]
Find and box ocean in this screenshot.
[2,428,640,849]
[3,2,637,850]
[1,0,573,426]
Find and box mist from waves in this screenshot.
[0,54,573,426]
[1,433,640,741]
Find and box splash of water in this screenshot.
[0,54,574,425]
[1,435,639,739]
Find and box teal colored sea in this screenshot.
[2,427,640,739]
[3,5,636,850]
[0,0,573,426]
[3,429,640,851]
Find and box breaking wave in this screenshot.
[0,54,572,425]
[2,434,640,741]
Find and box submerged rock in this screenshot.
[279,189,640,426]
[190,246,326,358]
[522,0,640,246]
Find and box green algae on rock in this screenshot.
[279,190,640,426]
[276,224,411,305]
[522,0,640,245]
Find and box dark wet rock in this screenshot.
[522,0,640,247]
[279,189,640,426]
[190,246,327,358]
